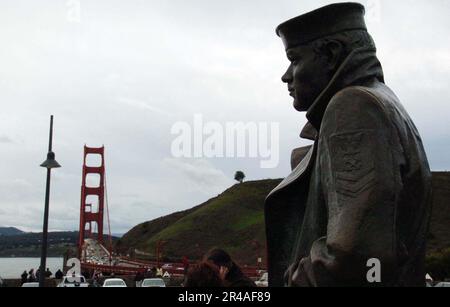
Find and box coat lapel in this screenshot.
[267,143,316,199]
[265,142,317,286]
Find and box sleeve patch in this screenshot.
[328,131,378,198]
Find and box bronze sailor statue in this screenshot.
[265,2,432,287]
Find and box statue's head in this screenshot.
[277,3,376,112]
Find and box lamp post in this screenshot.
[39,115,61,287]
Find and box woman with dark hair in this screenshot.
[204,248,256,287]
[184,261,223,287]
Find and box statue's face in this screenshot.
[281,44,331,112]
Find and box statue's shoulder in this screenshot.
[335,85,381,104]
[327,83,391,117]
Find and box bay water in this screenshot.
[0,257,63,279]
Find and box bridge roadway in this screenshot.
[80,239,264,279]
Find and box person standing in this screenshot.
[184,261,223,287]
[54,269,64,280]
[28,269,36,282]
[45,268,52,278]
[134,271,144,287]
[21,271,28,285]
[204,248,256,287]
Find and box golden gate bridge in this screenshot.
[76,145,261,279]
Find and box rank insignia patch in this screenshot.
[328,131,377,198]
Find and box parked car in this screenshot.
[21,282,39,287]
[57,274,90,287]
[141,278,166,287]
[102,278,127,287]
[255,272,268,287]
[161,263,173,269]
[435,282,450,287]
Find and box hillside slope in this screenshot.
[116,179,280,265]
[117,173,450,265]
[115,201,211,254]
[0,227,24,236]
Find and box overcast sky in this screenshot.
[0,0,449,233]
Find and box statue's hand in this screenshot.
[287,257,315,287]
[284,262,297,286]
[284,258,306,286]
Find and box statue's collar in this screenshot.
[300,121,317,141]
[306,46,384,131]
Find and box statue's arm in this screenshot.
[292,88,403,286]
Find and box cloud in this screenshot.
[0,135,13,144]
[163,158,234,194]
[117,97,174,118]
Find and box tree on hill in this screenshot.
[234,171,245,184]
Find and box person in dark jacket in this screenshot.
[184,261,223,287]
[145,267,156,278]
[45,268,52,278]
[134,271,144,287]
[204,248,256,287]
[54,269,64,280]
[28,269,36,282]
[21,271,28,285]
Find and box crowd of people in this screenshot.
[16,248,257,287]
[20,268,64,285]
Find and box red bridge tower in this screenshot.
[78,146,105,255]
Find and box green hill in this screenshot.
[0,227,24,236]
[116,173,450,266]
[116,179,280,265]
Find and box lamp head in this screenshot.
[40,151,61,169]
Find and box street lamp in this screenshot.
[39,115,61,287]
